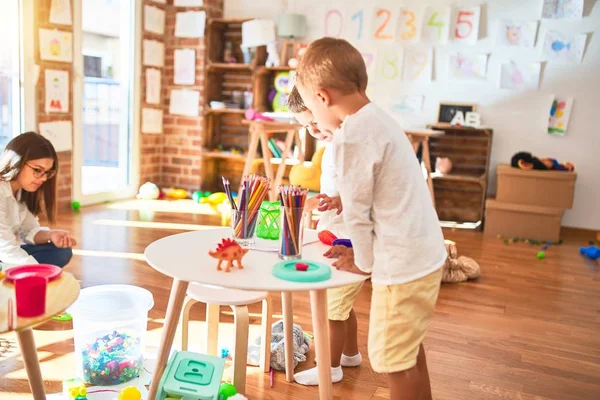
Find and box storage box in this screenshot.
[484,199,563,242]
[496,164,576,209]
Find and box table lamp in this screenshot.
[277,13,307,67]
[241,19,277,66]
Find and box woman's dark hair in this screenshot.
[0,132,59,222]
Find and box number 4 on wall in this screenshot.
[453,7,481,44]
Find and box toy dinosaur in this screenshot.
[209,238,249,272]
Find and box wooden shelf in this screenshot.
[207,63,252,71]
[205,108,246,115]
[208,18,251,26]
[431,173,486,183]
[203,150,246,161]
[257,66,295,73]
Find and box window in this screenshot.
[0,0,21,150]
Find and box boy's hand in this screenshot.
[333,254,370,276]
[304,196,320,213]
[316,194,343,214]
[323,245,353,258]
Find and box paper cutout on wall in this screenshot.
[357,48,378,76]
[389,95,424,114]
[542,31,586,63]
[39,120,72,152]
[403,48,433,82]
[174,49,196,85]
[174,0,204,5]
[45,69,69,113]
[421,6,450,43]
[376,48,402,81]
[542,0,583,19]
[49,0,72,25]
[496,20,538,47]
[452,6,480,44]
[499,61,541,90]
[142,108,163,134]
[175,11,206,38]
[149,0,166,3]
[143,40,165,67]
[169,89,200,117]
[39,29,73,62]
[548,96,573,135]
[448,53,488,80]
[397,8,420,43]
[145,68,161,105]
[144,5,166,35]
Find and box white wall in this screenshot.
[225,0,600,230]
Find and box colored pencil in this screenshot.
[279,185,307,256]
[223,174,271,239]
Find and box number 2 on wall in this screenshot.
[324,9,343,38]
[455,10,474,39]
[399,10,417,40]
[374,9,393,40]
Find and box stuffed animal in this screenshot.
[136,182,160,200]
[265,42,281,67]
[442,240,481,283]
[289,146,325,192]
[511,152,574,172]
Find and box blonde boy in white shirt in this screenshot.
[296,38,446,400]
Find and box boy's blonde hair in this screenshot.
[287,86,307,113]
[297,37,368,94]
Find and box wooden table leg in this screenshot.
[281,291,294,382]
[16,328,45,400]
[147,279,190,400]
[232,305,249,394]
[205,303,220,356]
[421,138,436,208]
[310,289,333,400]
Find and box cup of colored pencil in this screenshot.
[279,185,307,260]
[223,175,271,247]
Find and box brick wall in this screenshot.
[35,0,74,211]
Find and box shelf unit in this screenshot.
[202,18,315,192]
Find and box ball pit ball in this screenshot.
[82,331,143,385]
[537,251,546,260]
[219,382,237,399]
[295,263,309,271]
[71,201,81,211]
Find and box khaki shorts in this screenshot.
[368,268,442,373]
[327,281,364,321]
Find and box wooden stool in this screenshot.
[180,284,272,395]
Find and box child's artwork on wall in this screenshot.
[452,6,480,44]
[403,48,433,82]
[39,29,73,62]
[144,5,166,35]
[448,53,487,81]
[548,96,574,135]
[496,20,538,47]
[45,69,69,113]
[174,49,196,85]
[397,8,420,43]
[389,95,424,114]
[142,108,163,134]
[375,47,402,82]
[145,68,161,105]
[174,0,203,5]
[169,89,200,117]
[49,0,72,25]
[542,0,583,19]
[143,40,165,67]
[499,61,541,90]
[39,120,72,152]
[421,6,450,44]
[175,11,206,38]
[542,31,586,63]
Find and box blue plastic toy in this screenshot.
[579,246,600,260]
[332,238,352,248]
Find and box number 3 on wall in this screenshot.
[398,9,417,41]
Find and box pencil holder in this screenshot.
[231,209,258,247]
[256,201,281,240]
[279,206,304,260]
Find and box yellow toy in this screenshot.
[118,386,142,400]
[200,192,228,205]
[289,146,325,192]
[68,385,86,399]
[163,187,189,199]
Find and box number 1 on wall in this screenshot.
[351,9,364,40]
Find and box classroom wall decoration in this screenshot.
[143,39,165,67]
[542,0,583,20]
[169,89,200,117]
[39,120,72,152]
[389,95,424,114]
[175,11,206,38]
[397,7,420,43]
[437,103,475,123]
[548,96,574,135]
[174,0,204,5]
[448,53,487,81]
[499,61,541,90]
[174,49,196,85]
[145,68,161,104]
[144,5,166,35]
[451,6,480,44]
[421,6,451,43]
[39,29,73,62]
[495,20,538,47]
[45,69,69,113]
[142,108,163,134]
[403,48,433,82]
[542,31,586,63]
[49,0,72,26]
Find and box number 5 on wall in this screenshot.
[453,7,480,44]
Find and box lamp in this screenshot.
[277,13,307,39]
[241,19,276,48]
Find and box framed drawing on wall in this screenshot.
[437,103,476,125]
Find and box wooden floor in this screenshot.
[1,199,599,399]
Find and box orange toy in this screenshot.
[209,238,249,273]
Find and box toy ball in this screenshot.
[219,382,238,399]
[136,182,160,200]
[68,385,86,398]
[164,187,188,199]
[192,190,203,203]
[71,201,81,211]
[201,192,228,205]
[435,157,453,174]
[118,386,142,400]
[537,251,546,260]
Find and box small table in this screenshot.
[145,228,368,400]
[241,120,304,201]
[405,129,445,208]
[0,272,80,400]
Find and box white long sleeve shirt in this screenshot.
[317,143,348,238]
[333,103,447,285]
[0,181,45,265]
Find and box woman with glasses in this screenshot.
[0,132,76,268]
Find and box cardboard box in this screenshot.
[496,164,576,209]
[484,199,563,242]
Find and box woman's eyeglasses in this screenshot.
[26,163,56,179]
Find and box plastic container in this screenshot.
[68,285,154,386]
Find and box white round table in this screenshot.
[145,228,368,400]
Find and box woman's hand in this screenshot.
[50,230,77,248]
[316,194,343,214]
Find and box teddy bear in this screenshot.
[511,152,574,172]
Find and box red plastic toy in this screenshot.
[295,263,309,271]
[318,230,338,246]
